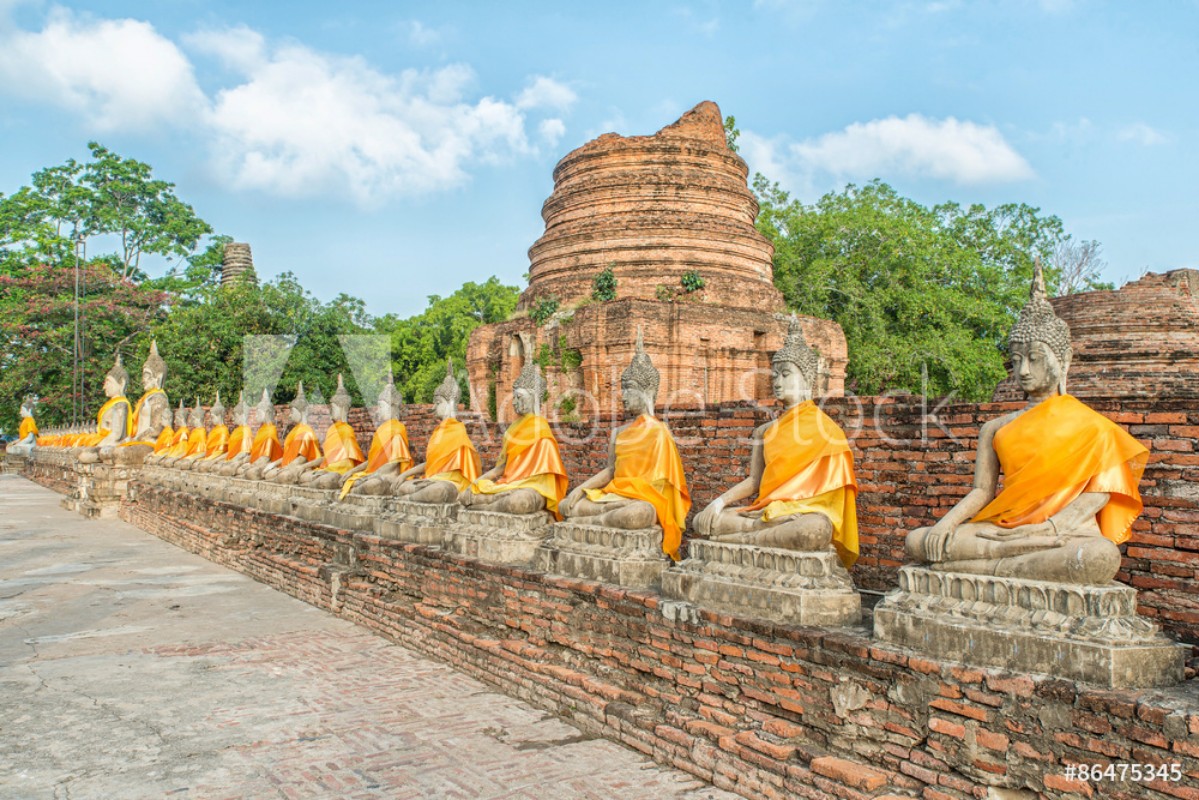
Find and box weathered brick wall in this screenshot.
[121,484,1199,800]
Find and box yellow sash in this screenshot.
[281,423,321,466]
[250,423,283,462]
[422,418,481,491]
[19,417,38,439]
[202,425,230,460]
[338,419,412,499]
[226,425,252,459]
[317,421,365,473]
[472,414,569,519]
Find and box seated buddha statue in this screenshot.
[389,358,480,503]
[13,394,38,444]
[148,401,188,465]
[461,348,568,518]
[338,369,413,498]
[189,393,230,468]
[261,382,322,483]
[204,392,252,474]
[174,399,209,467]
[906,261,1149,585]
[558,329,690,561]
[111,341,172,465]
[693,318,859,568]
[298,374,366,490]
[234,389,284,479]
[76,355,133,463]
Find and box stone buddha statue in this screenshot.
[298,374,366,489]
[195,393,230,465]
[558,329,690,560]
[176,399,208,465]
[111,341,173,464]
[905,261,1150,584]
[461,346,568,518]
[149,401,189,464]
[389,358,480,503]
[234,389,284,479]
[693,318,859,566]
[205,391,253,474]
[261,382,322,483]
[338,368,413,498]
[76,354,133,462]
[16,394,38,444]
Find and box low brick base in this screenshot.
[118,481,1199,800]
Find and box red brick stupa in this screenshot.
[467,101,847,422]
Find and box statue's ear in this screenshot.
[1059,352,1071,396]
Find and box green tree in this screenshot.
[756,178,1072,400]
[377,277,519,405]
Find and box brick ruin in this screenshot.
[468,101,846,423]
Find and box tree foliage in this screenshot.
[755,177,1074,400]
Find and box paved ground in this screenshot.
[0,476,737,800]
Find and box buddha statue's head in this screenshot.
[232,391,249,426]
[1009,258,1072,399]
[374,368,403,425]
[103,354,128,398]
[512,333,546,417]
[188,398,205,428]
[771,317,819,407]
[20,394,36,419]
[255,388,275,427]
[173,400,187,428]
[330,374,352,423]
[620,327,659,417]
[432,358,460,420]
[208,393,225,427]
[289,382,309,424]
[142,340,166,391]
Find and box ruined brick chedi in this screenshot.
[468,101,847,422]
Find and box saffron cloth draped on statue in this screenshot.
[120,388,165,445]
[337,419,412,499]
[19,417,37,440]
[471,414,569,519]
[226,425,252,459]
[972,394,1149,544]
[153,426,174,454]
[743,400,859,568]
[182,426,207,459]
[80,396,133,446]
[421,418,480,491]
[165,425,190,457]
[584,414,690,560]
[201,425,230,460]
[316,421,365,473]
[250,423,283,462]
[280,423,320,466]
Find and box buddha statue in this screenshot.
[148,401,189,464]
[905,261,1149,585]
[16,394,38,445]
[461,340,568,518]
[559,328,690,560]
[205,391,252,474]
[176,399,208,465]
[261,382,322,483]
[234,389,283,479]
[693,318,859,567]
[338,368,413,498]
[298,374,366,489]
[389,358,480,503]
[195,393,230,465]
[76,354,133,462]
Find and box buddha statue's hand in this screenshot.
[977,521,1056,541]
[922,522,952,563]
[559,488,584,517]
[693,498,724,537]
[459,487,475,507]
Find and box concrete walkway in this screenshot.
[0,476,737,800]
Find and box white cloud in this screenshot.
[539,118,566,146]
[516,76,577,111]
[405,20,441,46]
[184,25,267,72]
[1117,122,1168,146]
[0,7,206,130]
[745,114,1035,192]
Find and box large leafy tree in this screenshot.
[377,277,519,405]
[754,178,1073,400]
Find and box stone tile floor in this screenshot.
[0,476,738,800]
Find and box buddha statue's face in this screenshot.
[20,402,32,419]
[233,405,248,426]
[103,374,123,397]
[209,408,223,426]
[331,401,349,423]
[1011,341,1061,398]
[289,405,303,424]
[174,408,187,427]
[433,395,454,420]
[771,360,811,407]
[621,381,651,416]
[513,388,534,416]
[142,365,163,390]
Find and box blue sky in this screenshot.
[1,0,1195,318]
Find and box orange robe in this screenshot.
[19,417,38,440]
[80,396,132,446]
[471,414,569,519]
[585,414,690,560]
[743,400,859,568]
[421,418,481,491]
[201,425,230,460]
[338,419,412,499]
[226,425,253,459]
[281,423,321,466]
[165,426,190,457]
[250,423,283,462]
[316,421,365,474]
[972,394,1149,544]
[153,426,175,453]
[183,427,207,459]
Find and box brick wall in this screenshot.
[121,485,1199,800]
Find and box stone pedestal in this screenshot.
[376,500,458,546]
[326,494,389,533]
[3,449,30,474]
[661,540,861,626]
[62,460,140,519]
[873,566,1186,688]
[533,521,668,588]
[447,509,553,565]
